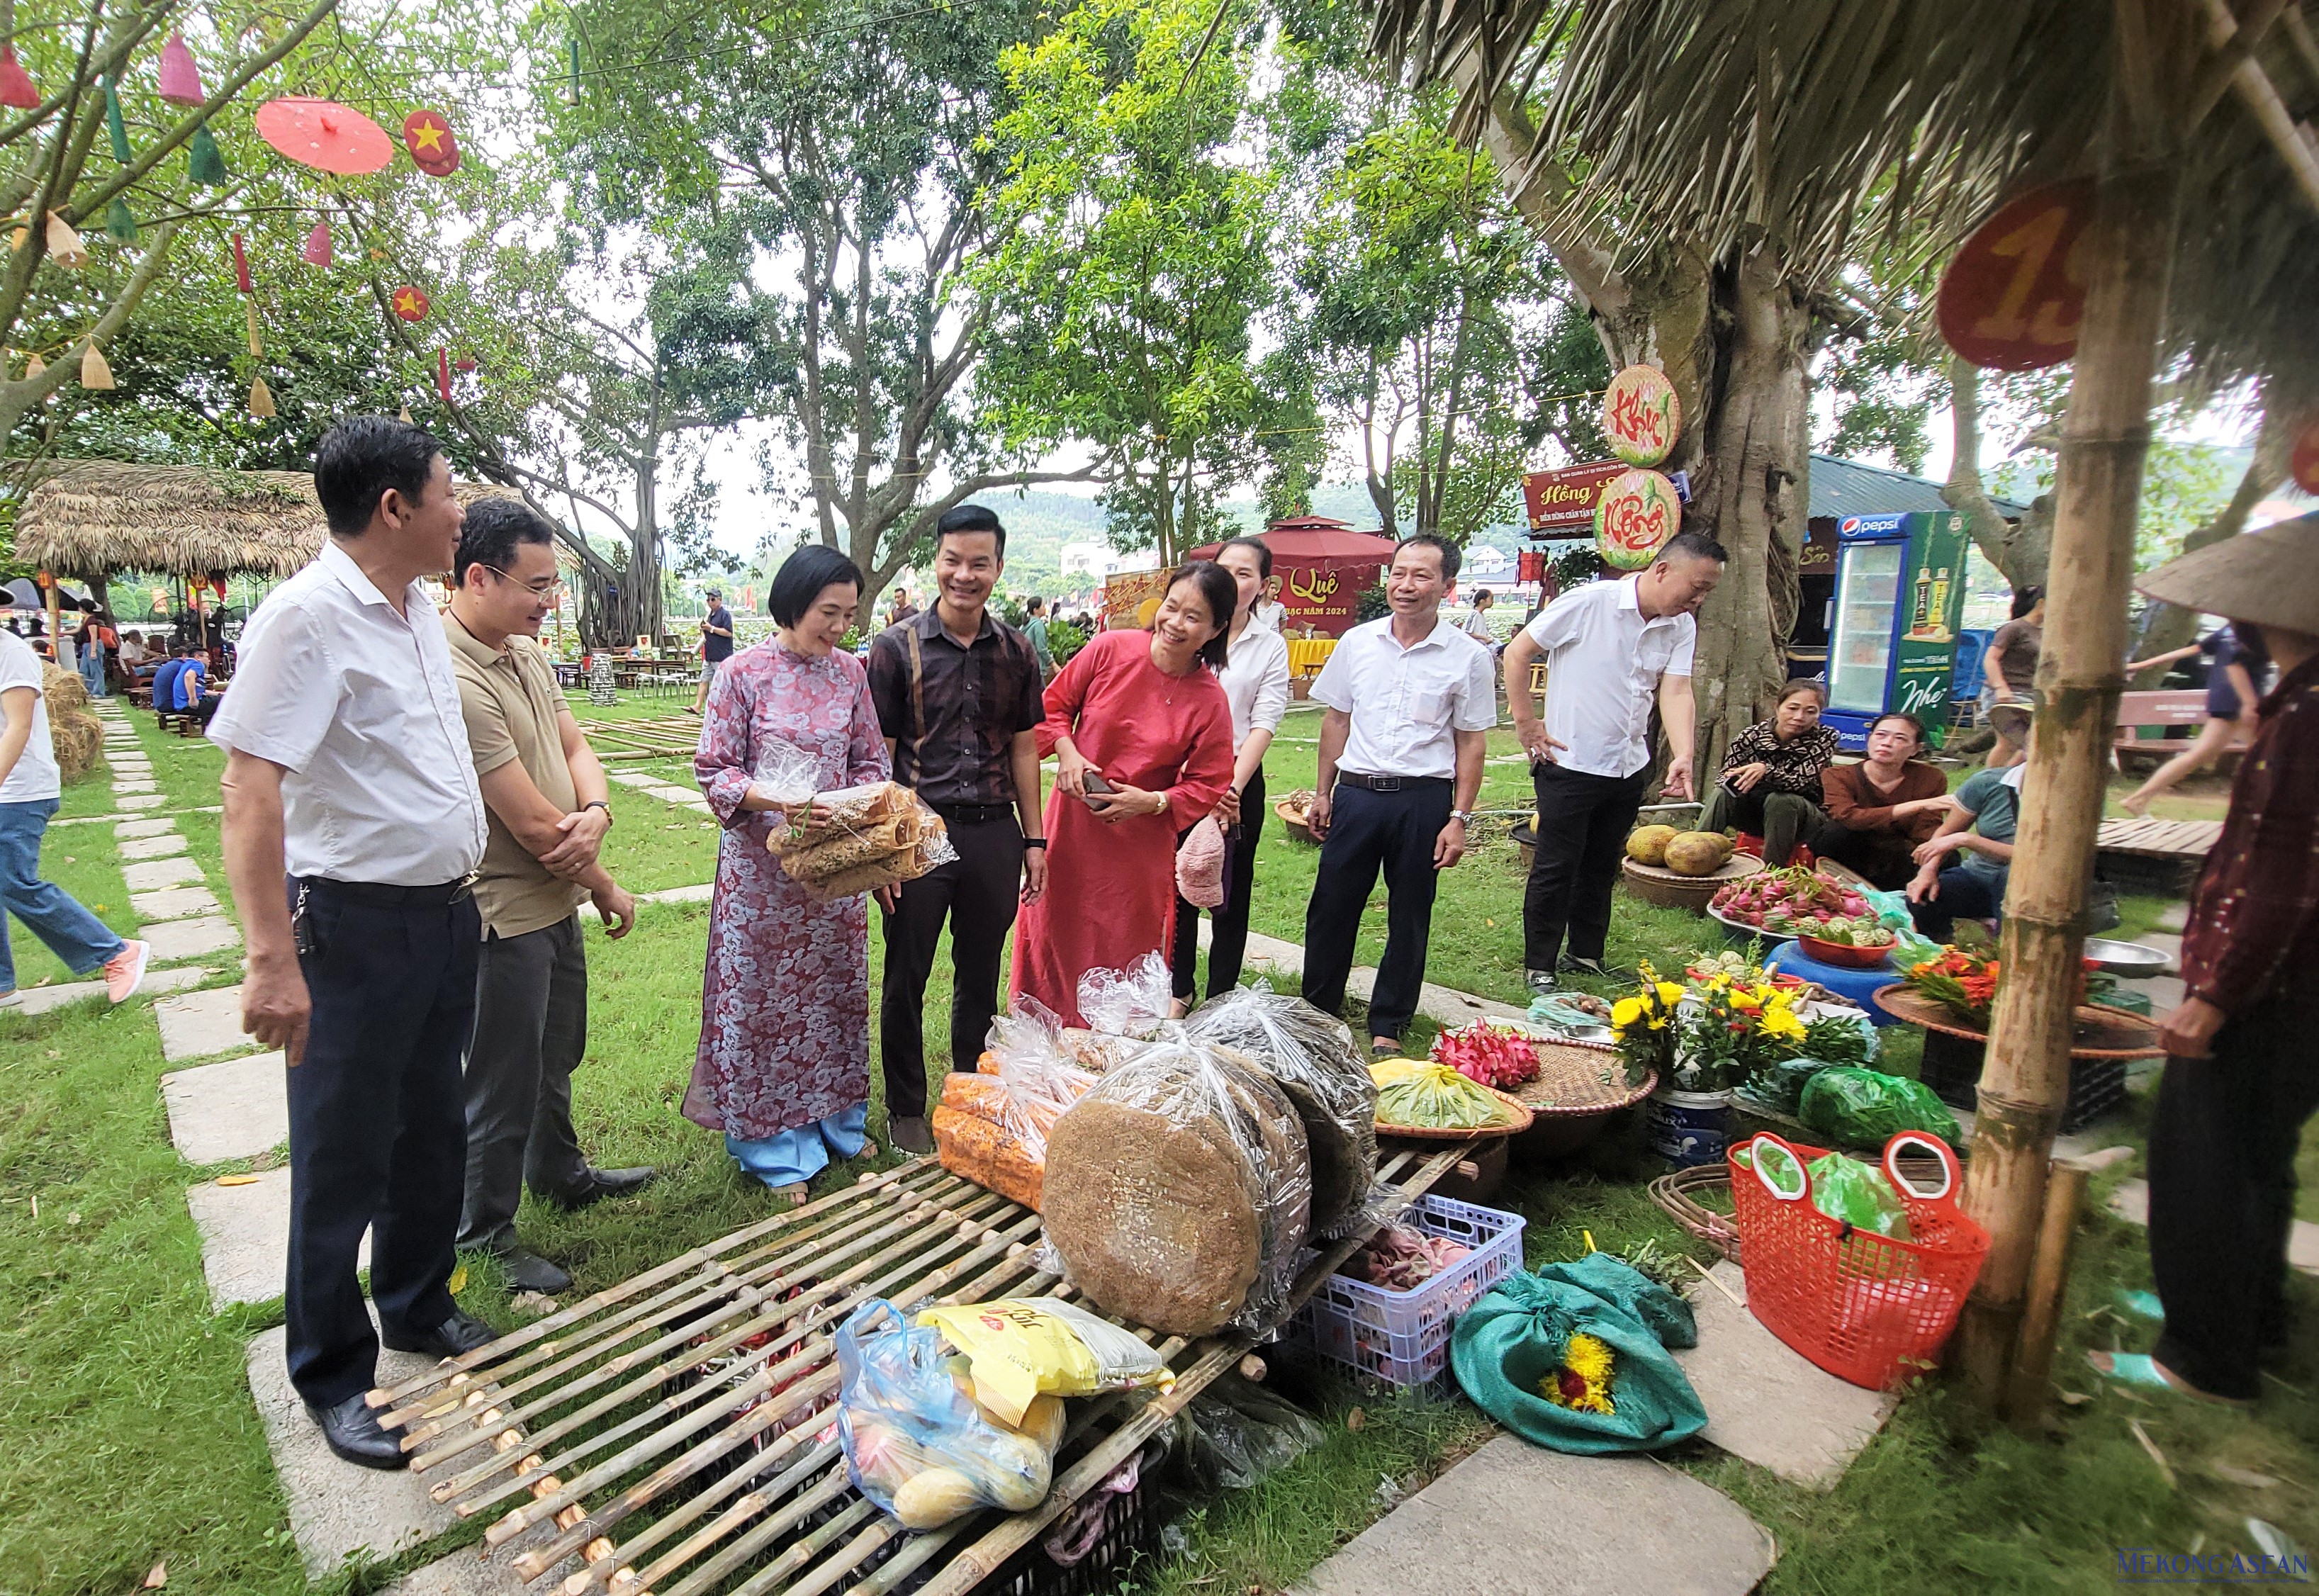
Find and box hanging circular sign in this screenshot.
[1601,364,1680,466]
[403,108,461,176]
[255,97,393,175]
[2292,415,2319,495]
[1593,468,1681,569]
[1937,177,2096,372]
[391,284,431,322]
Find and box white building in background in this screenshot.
[1463,545,1514,583]
[1062,541,1160,581]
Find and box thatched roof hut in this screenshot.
[13,460,521,579]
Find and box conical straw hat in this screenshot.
[2135,512,2319,637]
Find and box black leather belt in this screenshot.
[299,872,478,907]
[1335,772,1452,792]
[931,802,1018,826]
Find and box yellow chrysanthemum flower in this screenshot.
[1539,1331,1617,1415]
[1656,982,1684,1007]
[1611,996,1645,1028]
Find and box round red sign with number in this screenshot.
[1594,468,1681,569]
[1938,178,2096,371]
[2293,415,2319,495]
[1601,364,1680,466]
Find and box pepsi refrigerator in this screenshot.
[1822,510,1970,750]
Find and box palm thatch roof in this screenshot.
[13,460,522,578]
[1367,0,2319,395]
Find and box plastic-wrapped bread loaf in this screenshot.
[780,809,926,878]
[780,780,913,848]
[1185,985,1379,1236]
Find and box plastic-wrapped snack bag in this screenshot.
[770,780,960,899]
[835,1300,1052,1532]
[1076,951,1175,1040]
[1184,983,1379,1237]
[1038,1027,1312,1337]
[917,1296,1173,1427]
[751,736,821,811]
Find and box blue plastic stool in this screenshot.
[1764,941,1904,1025]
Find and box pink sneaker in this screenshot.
[102,940,150,1004]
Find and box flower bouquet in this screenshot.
[1610,962,1684,1087]
[1672,973,1809,1094]
[1901,947,2098,1029]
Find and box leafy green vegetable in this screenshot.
[1374,1062,1514,1128]
[1799,1016,1875,1068]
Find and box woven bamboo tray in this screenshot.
[1510,1040,1655,1119]
[1872,986,2164,1059]
[1622,853,1762,912]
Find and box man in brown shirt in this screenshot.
[447,500,653,1294]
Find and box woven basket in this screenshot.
[1510,1040,1655,1118]
[1621,853,1763,912]
[1274,797,1315,844]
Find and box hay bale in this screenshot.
[42,664,103,784]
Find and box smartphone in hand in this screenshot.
[1080,769,1116,809]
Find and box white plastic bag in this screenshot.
[1076,952,1175,1039]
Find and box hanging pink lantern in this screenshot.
[0,46,40,111]
[302,218,332,267]
[230,231,252,293]
[158,30,206,107]
[436,347,453,403]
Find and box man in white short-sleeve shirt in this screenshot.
[210,417,497,1471]
[1301,535,1497,1052]
[1503,532,1724,992]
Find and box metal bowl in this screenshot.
[2082,937,2172,976]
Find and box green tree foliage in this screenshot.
[974,0,1281,566]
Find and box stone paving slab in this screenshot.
[383,1538,571,1596]
[117,793,167,810]
[162,1050,287,1164]
[13,962,208,1015]
[119,832,189,860]
[1237,928,1530,1027]
[114,817,177,839]
[156,983,257,1062]
[1672,1261,1897,1489]
[144,914,242,964]
[578,880,714,921]
[1294,1435,1775,1596]
[123,855,204,890]
[112,780,157,795]
[191,1167,370,1307]
[2154,901,2189,932]
[2108,1179,2319,1274]
[132,884,220,921]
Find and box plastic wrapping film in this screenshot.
[1076,950,1176,1040]
[765,778,960,900]
[932,996,1099,1211]
[1039,1024,1313,1339]
[1184,982,1379,1237]
[751,736,821,809]
[834,1300,1053,1531]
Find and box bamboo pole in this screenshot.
[2004,1158,2091,1425]
[1953,0,2191,1416]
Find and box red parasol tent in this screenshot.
[1189,516,1399,636]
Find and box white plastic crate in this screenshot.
[1291,1194,1526,1390]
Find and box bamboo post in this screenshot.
[42,571,60,666]
[1953,0,2192,1416]
[2002,1158,2091,1426]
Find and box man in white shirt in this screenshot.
[0,590,147,1008]
[1503,531,1725,992]
[1301,535,1497,1052]
[211,417,498,1471]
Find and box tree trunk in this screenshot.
[1943,358,2054,592]
[1952,51,2188,1417]
[2130,399,2289,678]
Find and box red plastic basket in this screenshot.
[1728,1131,1991,1390]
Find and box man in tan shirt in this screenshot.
[447,499,652,1294]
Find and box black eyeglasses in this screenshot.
[481,564,563,598]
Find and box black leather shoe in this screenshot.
[381,1307,498,1359]
[546,1165,656,1210]
[307,1392,408,1470]
[495,1246,573,1296]
[887,1115,933,1155]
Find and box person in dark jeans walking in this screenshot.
[211,417,498,1470]
[867,505,1047,1153]
[691,585,736,716]
[445,499,654,1297]
[1300,535,1495,1054]
[1503,532,1724,994]
[2091,512,2319,1406]
[1168,536,1290,1011]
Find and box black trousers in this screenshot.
[457,915,591,1254]
[2147,998,2319,1400]
[1170,768,1266,1001]
[1301,779,1452,1042]
[285,879,480,1407]
[880,813,1024,1118]
[1523,763,1649,971]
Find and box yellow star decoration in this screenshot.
[395,289,422,317]
[411,118,444,154]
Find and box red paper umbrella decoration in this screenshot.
[403,109,460,176]
[435,348,453,402]
[0,45,39,110]
[302,218,332,267]
[254,97,392,174]
[391,284,431,322]
[158,30,206,106]
[230,231,253,293]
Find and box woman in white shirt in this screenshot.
[1168,536,1291,1013]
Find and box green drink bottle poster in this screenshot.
[1892,511,1969,741]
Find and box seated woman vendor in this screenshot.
[1818,712,1956,888]
[1906,706,2028,941]
[1700,679,1841,865]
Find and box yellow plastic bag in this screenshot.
[918,1297,1174,1427]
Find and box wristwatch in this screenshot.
[584,799,612,822]
[1449,809,1473,826]
[1023,838,1048,850]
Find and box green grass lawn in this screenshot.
[3,702,2315,1594]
